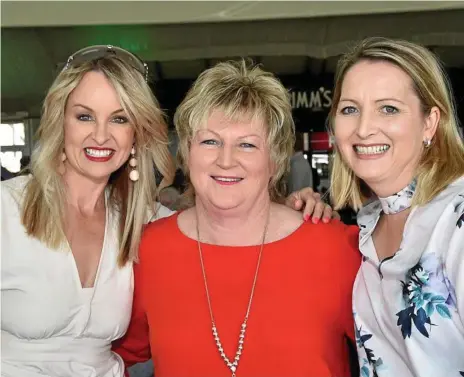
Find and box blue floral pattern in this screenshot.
[354,177,464,376]
[396,252,457,338]
[378,179,416,215]
[354,315,384,377]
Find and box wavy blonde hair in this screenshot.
[329,37,464,211]
[21,55,174,266]
[174,59,295,206]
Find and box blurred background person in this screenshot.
[158,185,181,211]
[286,131,313,194]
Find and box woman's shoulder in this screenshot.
[418,175,464,218]
[271,202,359,244]
[2,174,30,192]
[292,219,361,271]
[299,219,359,247]
[143,210,179,239]
[1,175,31,209]
[139,212,182,262]
[438,176,464,199]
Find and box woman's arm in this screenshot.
[445,198,464,321]
[112,262,151,367]
[339,224,362,342]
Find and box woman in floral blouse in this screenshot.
[329,37,464,377]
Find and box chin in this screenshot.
[351,163,389,180]
[207,197,243,211]
[355,170,388,187]
[83,170,114,182]
[211,202,241,211]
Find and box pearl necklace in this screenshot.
[195,211,269,377]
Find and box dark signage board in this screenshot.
[280,74,334,134]
[151,74,334,133]
[151,69,464,138]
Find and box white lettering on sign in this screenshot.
[290,87,332,110]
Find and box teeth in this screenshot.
[355,145,390,155]
[215,177,241,182]
[85,148,113,157]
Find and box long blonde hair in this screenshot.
[329,37,464,211]
[21,55,174,265]
[174,59,295,205]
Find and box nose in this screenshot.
[216,144,236,169]
[356,110,377,139]
[93,120,111,145]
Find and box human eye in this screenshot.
[340,106,358,115]
[77,114,93,121]
[112,116,129,124]
[381,105,399,114]
[201,139,219,146]
[239,142,256,149]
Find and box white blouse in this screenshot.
[353,177,464,377]
[1,175,174,377]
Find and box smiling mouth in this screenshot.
[354,145,390,155]
[84,148,115,158]
[211,176,243,183]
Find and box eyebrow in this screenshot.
[72,104,125,114]
[375,98,407,105]
[199,129,263,139]
[338,97,407,105]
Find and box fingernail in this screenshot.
[304,214,311,222]
[323,218,329,223]
[313,217,319,224]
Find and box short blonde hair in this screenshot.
[329,37,464,211]
[174,59,295,205]
[21,55,174,266]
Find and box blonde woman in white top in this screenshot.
[1,45,329,377]
[1,45,176,377]
[330,37,464,377]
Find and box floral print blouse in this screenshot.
[353,177,464,377]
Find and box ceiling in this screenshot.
[2,2,464,117]
[3,1,463,27]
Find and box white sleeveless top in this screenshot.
[1,175,174,377]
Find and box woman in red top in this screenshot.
[114,60,360,377]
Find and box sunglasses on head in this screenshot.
[63,45,149,82]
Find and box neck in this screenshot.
[62,170,108,215]
[195,196,271,246]
[368,169,415,198]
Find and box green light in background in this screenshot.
[73,24,150,55]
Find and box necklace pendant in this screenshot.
[198,211,268,377]
[213,323,247,377]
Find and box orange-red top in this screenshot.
[114,213,360,377]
